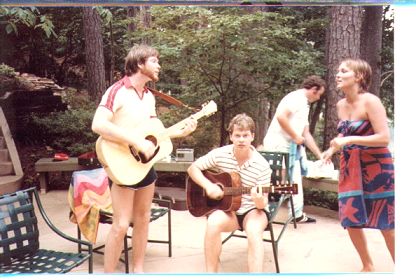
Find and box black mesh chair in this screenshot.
[0,187,93,274]
[221,151,298,273]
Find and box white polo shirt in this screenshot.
[263,89,309,152]
[99,76,157,130]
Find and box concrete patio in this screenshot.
[34,189,395,275]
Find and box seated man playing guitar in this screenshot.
[187,113,272,273]
[91,44,197,273]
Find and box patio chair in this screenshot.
[259,151,297,229]
[0,187,93,273]
[221,151,298,273]
[69,168,172,273]
[79,198,172,273]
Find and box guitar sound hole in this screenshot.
[145,135,157,146]
[128,135,159,163]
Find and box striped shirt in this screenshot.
[193,145,272,214]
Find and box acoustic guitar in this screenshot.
[186,170,298,217]
[96,100,217,185]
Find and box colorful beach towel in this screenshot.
[68,168,112,243]
[338,120,394,229]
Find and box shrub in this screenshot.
[304,188,338,211]
[0,63,16,77]
[28,108,96,155]
[24,88,97,156]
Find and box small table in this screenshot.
[35,157,87,194]
[154,160,192,173]
[35,157,193,195]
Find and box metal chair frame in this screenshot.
[0,187,93,273]
[222,151,297,273]
[73,174,173,274]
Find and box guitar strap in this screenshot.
[148,87,198,112]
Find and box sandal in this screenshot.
[292,214,316,224]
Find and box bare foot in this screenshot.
[361,265,375,272]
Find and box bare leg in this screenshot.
[104,184,134,273]
[243,210,268,272]
[131,183,155,273]
[381,229,395,262]
[347,227,374,272]
[204,211,239,272]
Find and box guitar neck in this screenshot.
[165,109,211,137]
[223,184,298,195]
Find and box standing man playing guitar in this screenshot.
[187,113,272,272]
[91,44,197,273]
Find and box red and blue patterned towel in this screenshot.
[338,120,394,229]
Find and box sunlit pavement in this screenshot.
[36,190,394,274]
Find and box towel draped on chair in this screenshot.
[68,168,112,243]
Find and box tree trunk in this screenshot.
[109,21,114,86]
[127,7,137,32]
[220,107,228,147]
[324,6,362,167]
[361,6,383,97]
[139,6,152,45]
[255,97,269,148]
[82,7,106,104]
[309,97,323,135]
[139,6,152,28]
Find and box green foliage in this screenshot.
[28,108,96,156]
[0,7,56,37]
[1,6,394,153]
[1,7,84,85]
[24,89,97,156]
[304,188,338,211]
[0,63,16,77]
[95,6,113,25]
[279,6,328,53]
[158,105,220,158]
[381,6,394,121]
[61,87,96,110]
[127,7,324,145]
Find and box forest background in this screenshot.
[0,5,394,189]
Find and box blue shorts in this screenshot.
[110,167,157,190]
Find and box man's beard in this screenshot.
[141,67,159,82]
